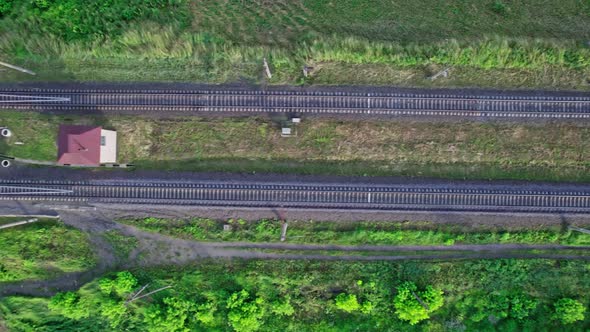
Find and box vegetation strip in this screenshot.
[0,218,95,282]
[121,218,590,246]
[1,1,590,89]
[2,111,590,182]
[2,259,589,330]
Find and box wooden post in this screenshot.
[280,222,288,242]
[263,58,272,79]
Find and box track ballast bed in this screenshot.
[2,88,590,119]
[2,179,590,213]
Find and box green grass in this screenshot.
[0,1,590,89]
[2,259,590,331]
[102,230,138,261]
[0,219,96,282]
[2,111,589,182]
[120,217,590,246]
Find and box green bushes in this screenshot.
[226,290,266,332]
[4,260,590,331]
[552,298,586,324]
[457,292,538,322]
[393,282,444,325]
[3,0,187,41]
[0,219,95,282]
[120,217,590,247]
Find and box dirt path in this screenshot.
[2,209,590,297]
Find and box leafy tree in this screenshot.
[335,293,360,313]
[360,301,374,314]
[100,299,128,328]
[144,297,196,332]
[509,295,537,320]
[271,298,295,317]
[195,301,217,326]
[99,271,138,297]
[458,293,537,322]
[552,298,586,324]
[226,290,265,332]
[48,291,91,320]
[393,282,444,325]
[0,0,12,15]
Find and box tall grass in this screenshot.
[304,36,590,70]
[2,24,588,84]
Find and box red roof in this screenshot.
[57,125,101,166]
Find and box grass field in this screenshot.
[2,111,589,182]
[0,218,95,282]
[1,259,590,331]
[0,0,589,89]
[120,217,590,246]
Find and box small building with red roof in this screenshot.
[57,125,117,166]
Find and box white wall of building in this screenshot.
[100,129,117,163]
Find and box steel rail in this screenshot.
[1,180,589,213]
[1,88,590,119]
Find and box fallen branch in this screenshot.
[0,61,36,75]
[0,218,39,230]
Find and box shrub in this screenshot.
[552,298,586,324]
[99,271,138,297]
[226,290,265,332]
[335,293,361,313]
[394,281,444,325]
[48,291,90,320]
[0,0,12,15]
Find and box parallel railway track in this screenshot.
[2,179,590,213]
[2,88,590,119]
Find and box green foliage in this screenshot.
[99,299,128,328]
[48,292,90,320]
[99,271,138,297]
[102,230,139,260]
[226,290,265,332]
[121,217,590,247]
[3,259,590,331]
[458,292,539,322]
[0,0,12,15]
[0,219,95,282]
[271,298,295,317]
[144,297,196,332]
[393,281,444,325]
[335,293,361,313]
[21,0,186,41]
[491,1,508,15]
[195,301,217,326]
[552,298,586,324]
[509,294,538,320]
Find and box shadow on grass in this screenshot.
[132,157,590,183]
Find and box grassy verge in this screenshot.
[2,111,589,182]
[2,259,590,331]
[120,217,590,247]
[102,230,139,261]
[1,1,590,89]
[0,219,95,282]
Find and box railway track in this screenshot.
[1,88,590,119]
[2,179,590,213]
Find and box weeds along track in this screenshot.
[1,88,590,119]
[2,179,590,213]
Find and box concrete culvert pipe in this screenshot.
[0,128,11,137]
[1,160,10,167]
